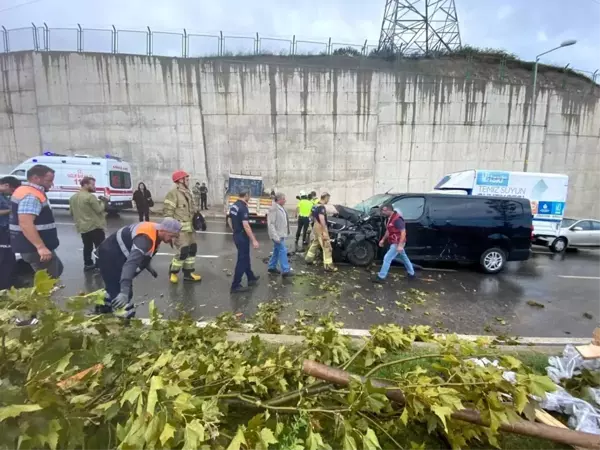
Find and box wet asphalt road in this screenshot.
[23,210,600,338]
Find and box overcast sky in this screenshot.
[1,0,599,73]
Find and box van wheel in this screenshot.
[480,247,506,274]
[550,237,567,253]
[346,240,376,267]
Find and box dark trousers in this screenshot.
[231,233,256,289]
[138,208,150,222]
[0,227,16,290]
[81,228,106,266]
[96,246,132,313]
[296,216,310,244]
[200,194,207,210]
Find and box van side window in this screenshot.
[503,200,525,221]
[11,169,25,177]
[391,197,425,220]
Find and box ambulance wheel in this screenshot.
[550,237,567,253]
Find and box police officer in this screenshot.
[95,218,182,317]
[0,176,21,290]
[228,190,260,293]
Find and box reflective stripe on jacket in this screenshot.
[115,222,159,257]
[9,186,59,253]
[163,186,195,232]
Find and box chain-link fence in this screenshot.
[0,23,598,83]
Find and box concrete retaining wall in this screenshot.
[1,52,598,216]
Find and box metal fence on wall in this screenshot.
[0,23,598,83]
[0,23,380,58]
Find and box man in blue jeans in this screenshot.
[227,190,260,293]
[372,204,415,283]
[267,192,293,277]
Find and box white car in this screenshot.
[549,218,600,252]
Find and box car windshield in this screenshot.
[354,194,394,213]
[561,218,577,228]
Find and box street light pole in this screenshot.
[523,40,577,172]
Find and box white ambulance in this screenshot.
[434,170,569,247]
[9,152,134,211]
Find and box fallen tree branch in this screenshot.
[302,359,600,450]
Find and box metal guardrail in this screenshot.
[0,23,597,83]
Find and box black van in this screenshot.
[328,193,533,273]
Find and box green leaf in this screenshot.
[431,405,452,432]
[258,428,278,450]
[159,423,176,446]
[144,415,162,448]
[500,355,522,370]
[121,386,142,406]
[55,352,73,373]
[306,430,326,450]
[362,428,381,450]
[69,394,92,405]
[0,404,42,421]
[410,442,426,450]
[227,426,247,450]
[147,376,164,415]
[529,375,557,397]
[343,434,357,450]
[183,419,205,450]
[400,408,409,426]
[34,270,56,295]
[38,419,61,450]
[514,388,528,413]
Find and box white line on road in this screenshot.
[558,275,600,280]
[155,253,219,259]
[196,231,232,235]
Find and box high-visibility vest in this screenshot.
[10,185,59,253]
[114,222,159,257]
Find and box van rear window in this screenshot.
[110,171,132,189]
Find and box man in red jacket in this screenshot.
[372,204,415,283]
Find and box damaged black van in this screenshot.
[329,193,533,273]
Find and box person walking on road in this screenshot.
[305,192,337,272]
[0,176,21,290]
[10,165,63,280]
[268,192,293,277]
[95,218,181,318]
[164,171,202,283]
[69,176,107,272]
[295,191,312,249]
[372,204,415,283]
[133,182,153,222]
[228,190,260,293]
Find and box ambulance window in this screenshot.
[11,169,25,177]
[110,171,132,189]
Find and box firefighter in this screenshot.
[304,192,337,272]
[96,218,182,317]
[163,170,202,283]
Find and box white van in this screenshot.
[434,170,569,247]
[9,152,133,211]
